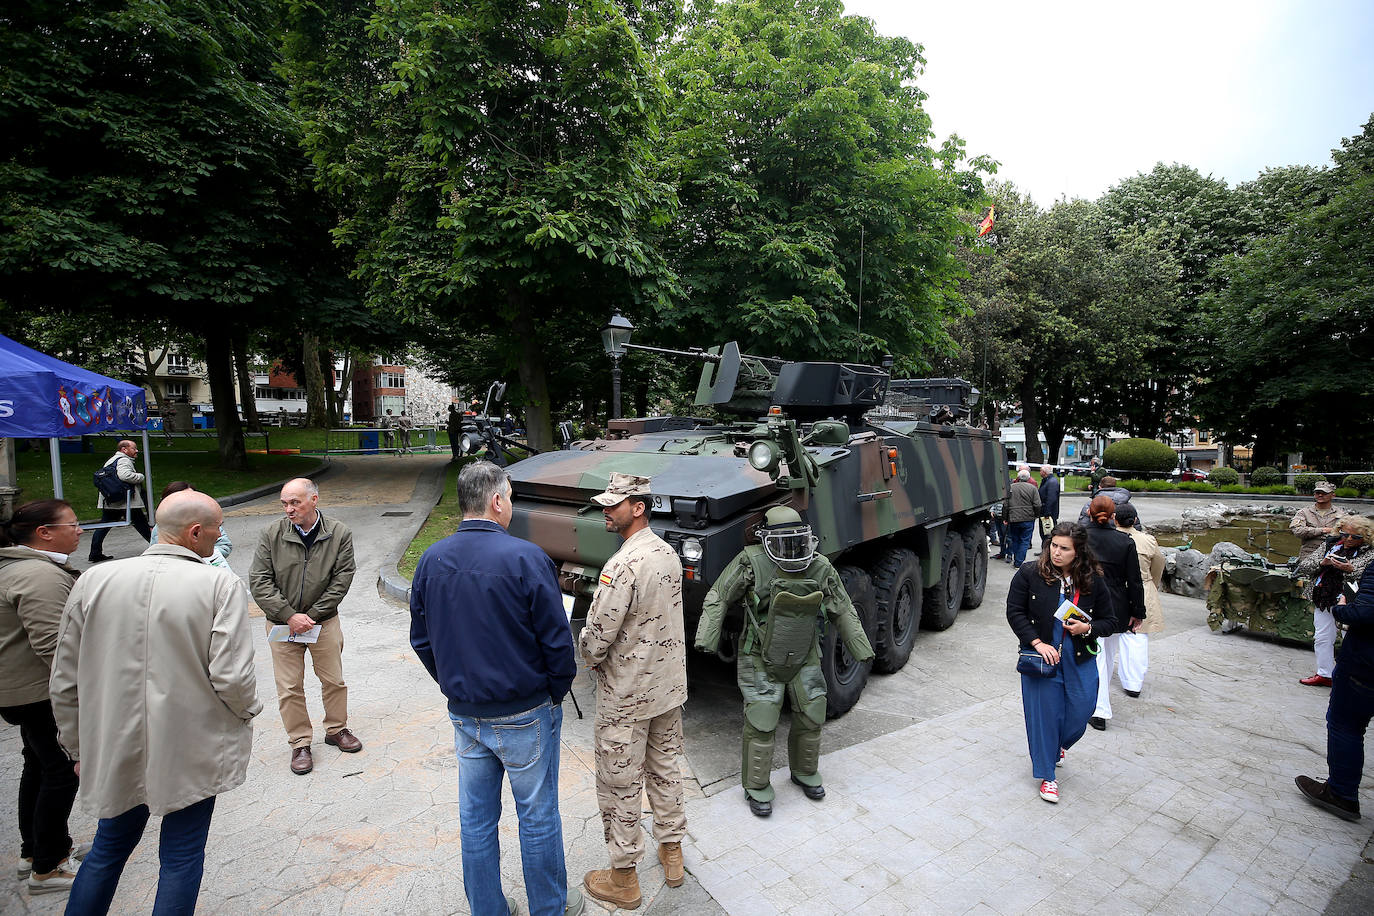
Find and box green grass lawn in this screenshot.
[16,450,322,522]
[398,460,465,579]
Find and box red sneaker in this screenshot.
[1299,674,1333,687]
[1039,779,1059,803]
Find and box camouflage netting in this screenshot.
[1206,563,1316,644]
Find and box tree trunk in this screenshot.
[1043,427,1066,467]
[323,349,339,429]
[205,334,248,470]
[301,332,329,428]
[510,292,553,451]
[1018,376,1044,465]
[139,347,169,415]
[232,335,261,433]
[331,351,354,424]
[633,383,648,419]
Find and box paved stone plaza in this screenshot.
[2,457,1371,914]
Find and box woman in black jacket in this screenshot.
[1083,495,1145,731]
[1007,521,1117,804]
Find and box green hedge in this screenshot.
[1219,483,1247,494]
[1252,484,1297,495]
[1209,467,1240,486]
[1335,487,1360,498]
[1177,481,1217,492]
[1344,473,1374,492]
[1294,473,1346,494]
[1102,438,1179,474]
[1250,466,1283,487]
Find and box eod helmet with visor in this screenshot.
[756,505,817,572]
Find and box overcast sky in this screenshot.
[841,0,1374,205]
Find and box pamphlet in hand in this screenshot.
[267,624,321,644]
[1054,599,1091,626]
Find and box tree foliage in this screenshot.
[657,0,991,371]
[285,0,679,449]
[1197,115,1374,464]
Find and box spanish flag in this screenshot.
[977,205,995,238]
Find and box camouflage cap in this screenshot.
[591,472,652,507]
[1313,480,1335,493]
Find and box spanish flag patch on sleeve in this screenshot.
[598,571,613,586]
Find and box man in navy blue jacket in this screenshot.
[1296,560,1374,822]
[410,460,581,916]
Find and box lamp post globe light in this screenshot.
[601,309,635,420]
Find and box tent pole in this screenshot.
[48,439,63,499]
[142,428,153,514]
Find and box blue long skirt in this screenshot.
[1021,622,1099,780]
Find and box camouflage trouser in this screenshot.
[738,647,827,802]
[594,707,687,868]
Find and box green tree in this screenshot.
[285,0,678,449]
[657,0,990,371]
[0,0,324,469]
[1197,116,1374,465]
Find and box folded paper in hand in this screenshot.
[1054,599,1091,625]
[267,624,321,644]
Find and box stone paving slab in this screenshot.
[3,456,1372,915]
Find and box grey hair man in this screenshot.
[410,460,582,916]
[52,490,260,913]
[87,439,151,562]
[1002,468,1043,567]
[249,478,359,776]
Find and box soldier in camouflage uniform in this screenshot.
[696,506,873,817]
[1290,481,1348,563]
[579,473,687,911]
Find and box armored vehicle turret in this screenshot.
[508,343,1002,716]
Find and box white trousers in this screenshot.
[1094,632,1149,719]
[1313,607,1336,678]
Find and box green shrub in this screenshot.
[1344,473,1374,492]
[1177,481,1217,492]
[1063,475,1090,491]
[1248,484,1296,495]
[1117,478,1148,491]
[1141,480,1174,492]
[1209,467,1240,486]
[1335,487,1360,498]
[1293,473,1344,494]
[1219,483,1247,494]
[1102,438,1179,475]
[1249,466,1283,487]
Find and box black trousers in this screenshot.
[0,700,78,873]
[88,506,152,558]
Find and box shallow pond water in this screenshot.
[1153,518,1300,565]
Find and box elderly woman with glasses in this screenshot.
[1297,515,1374,688]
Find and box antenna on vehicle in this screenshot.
[855,224,865,362]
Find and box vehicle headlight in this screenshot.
[748,440,780,472]
[680,536,704,562]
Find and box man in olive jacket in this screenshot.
[249,478,359,775]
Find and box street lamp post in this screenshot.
[601,309,635,420]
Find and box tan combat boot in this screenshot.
[657,842,684,887]
[583,866,642,910]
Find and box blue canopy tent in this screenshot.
[0,333,153,521]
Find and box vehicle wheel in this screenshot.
[961,527,988,610]
[823,565,876,718]
[921,531,965,631]
[870,548,921,673]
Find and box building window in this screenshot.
[1197,429,1212,445]
[257,386,306,400]
[380,371,405,389]
[165,381,188,398]
[166,353,191,376]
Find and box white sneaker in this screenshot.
[18,844,86,880]
[26,861,78,895]
[1039,779,1060,803]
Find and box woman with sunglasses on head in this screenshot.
[1296,515,1374,688]
[0,500,86,894]
[1006,522,1118,804]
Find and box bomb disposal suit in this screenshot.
[695,507,874,812]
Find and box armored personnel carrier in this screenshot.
[508,343,1003,715]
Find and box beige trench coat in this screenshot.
[50,545,261,817]
[1126,527,1166,634]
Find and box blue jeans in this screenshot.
[1009,520,1036,566]
[1327,663,1374,800]
[65,796,216,916]
[1021,621,1099,780]
[450,701,566,916]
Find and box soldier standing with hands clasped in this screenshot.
[579,474,688,911]
[696,506,873,817]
